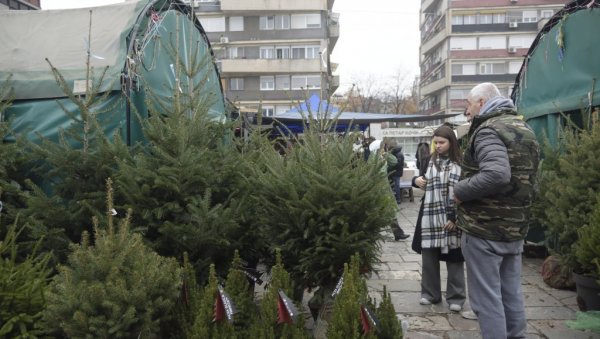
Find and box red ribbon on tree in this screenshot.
[277,289,298,325]
[360,304,379,335]
[213,285,236,323]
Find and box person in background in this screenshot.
[454,82,540,339]
[382,143,410,240]
[413,126,465,312]
[390,146,404,204]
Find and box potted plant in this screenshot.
[535,116,600,292]
[572,193,600,311]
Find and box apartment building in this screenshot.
[419,0,568,124]
[0,0,39,10]
[188,0,339,117]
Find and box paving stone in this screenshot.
[396,314,453,331]
[447,313,480,331]
[523,291,563,307]
[446,331,482,339]
[401,254,423,263]
[367,279,421,292]
[404,331,444,339]
[389,292,447,313]
[380,253,402,262]
[377,270,422,280]
[525,306,576,320]
[387,261,421,271]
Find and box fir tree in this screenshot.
[249,248,308,339]
[326,254,374,339]
[374,286,403,339]
[188,264,235,338]
[0,221,52,338]
[537,120,600,268]
[42,179,181,338]
[574,192,600,279]
[249,126,396,297]
[0,75,29,230]
[224,250,257,336]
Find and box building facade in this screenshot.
[419,0,568,124]
[0,0,39,10]
[187,0,339,116]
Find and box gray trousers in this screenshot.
[461,232,526,339]
[420,248,466,305]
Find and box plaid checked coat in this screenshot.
[421,156,462,252]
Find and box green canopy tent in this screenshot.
[0,0,225,146]
[511,0,600,147]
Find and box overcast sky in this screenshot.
[41,0,421,94]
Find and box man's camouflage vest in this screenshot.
[458,109,540,241]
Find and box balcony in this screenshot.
[220,0,328,11]
[421,76,448,96]
[220,58,323,75]
[328,14,340,49]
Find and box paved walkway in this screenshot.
[368,191,599,339]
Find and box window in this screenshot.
[449,89,471,100]
[229,16,244,31]
[463,15,477,25]
[275,15,290,29]
[493,13,506,23]
[479,63,506,74]
[200,17,225,32]
[479,35,506,49]
[291,13,321,29]
[479,14,493,24]
[509,61,522,74]
[522,10,537,23]
[230,78,244,91]
[275,75,290,90]
[275,46,290,59]
[228,47,244,59]
[541,10,554,19]
[451,15,463,25]
[261,106,275,117]
[260,76,275,90]
[451,63,476,75]
[276,105,291,114]
[291,45,320,59]
[291,75,320,89]
[259,16,274,30]
[260,47,275,59]
[450,37,476,50]
[508,34,535,48]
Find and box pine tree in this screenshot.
[224,250,257,336]
[188,264,235,338]
[114,24,264,284]
[18,56,130,262]
[249,248,308,339]
[374,286,403,339]
[574,192,600,278]
[0,221,52,338]
[248,126,396,297]
[538,121,600,268]
[0,75,29,230]
[42,179,181,338]
[326,254,374,339]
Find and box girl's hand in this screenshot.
[443,221,456,231]
[415,176,426,189]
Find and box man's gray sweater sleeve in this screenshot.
[455,128,511,202]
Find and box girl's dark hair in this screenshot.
[431,125,462,170]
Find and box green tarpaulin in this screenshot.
[512,0,600,146]
[0,0,225,145]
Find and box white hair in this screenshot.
[469,82,501,102]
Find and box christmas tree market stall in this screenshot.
[511,0,600,146]
[0,0,225,146]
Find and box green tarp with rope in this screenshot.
[0,0,225,146]
[512,0,600,147]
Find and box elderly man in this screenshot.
[454,83,539,339]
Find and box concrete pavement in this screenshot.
[367,191,600,339]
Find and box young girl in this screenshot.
[413,126,465,312]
